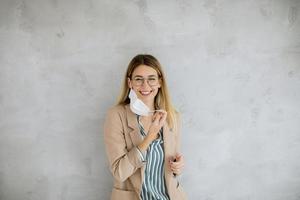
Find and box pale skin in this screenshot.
[128,64,184,175]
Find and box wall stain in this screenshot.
[16,0,33,33]
[75,69,93,97]
[176,0,191,14]
[176,93,187,113]
[260,6,272,18]
[183,115,196,129]
[262,87,272,104]
[259,0,273,20]
[203,0,218,27]
[213,109,223,119]
[135,0,147,13]
[288,6,298,26]
[251,107,260,125]
[143,16,156,31]
[134,0,156,31]
[288,70,294,78]
[262,87,272,97]
[56,26,65,38]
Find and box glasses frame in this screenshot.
[130,75,161,87]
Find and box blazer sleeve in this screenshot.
[103,106,145,182]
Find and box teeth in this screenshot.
[140,91,151,95]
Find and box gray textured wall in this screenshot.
[1,0,300,200]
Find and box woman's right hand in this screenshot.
[138,110,167,151]
[146,110,167,142]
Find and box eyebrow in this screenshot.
[133,75,157,78]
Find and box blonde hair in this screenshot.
[117,54,178,130]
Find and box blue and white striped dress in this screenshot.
[137,115,170,200]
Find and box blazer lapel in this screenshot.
[163,122,172,159]
[163,122,175,192]
[125,105,143,146]
[125,104,145,194]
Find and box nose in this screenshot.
[141,80,151,88]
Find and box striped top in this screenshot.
[137,115,170,200]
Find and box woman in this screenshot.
[104,54,187,200]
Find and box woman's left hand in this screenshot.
[169,153,184,175]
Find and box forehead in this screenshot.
[132,65,158,77]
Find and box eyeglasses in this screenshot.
[131,76,160,86]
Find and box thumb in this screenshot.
[175,153,182,161]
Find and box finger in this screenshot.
[158,110,167,118]
[152,112,159,120]
[175,154,183,161]
[170,165,182,172]
[170,160,184,168]
[156,110,166,117]
[171,165,180,171]
[171,159,184,165]
[156,109,165,114]
[155,109,167,114]
[159,112,167,125]
[175,153,182,158]
[170,162,184,169]
[169,157,178,163]
[152,113,160,124]
[171,167,184,175]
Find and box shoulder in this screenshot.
[105,104,128,119]
[107,104,126,113]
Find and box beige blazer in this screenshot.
[104,104,187,200]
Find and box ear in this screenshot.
[127,77,132,89]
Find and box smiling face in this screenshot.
[128,65,161,108]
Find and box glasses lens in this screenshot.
[148,78,158,86]
[132,77,159,86]
[133,78,143,86]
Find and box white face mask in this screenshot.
[129,89,151,116]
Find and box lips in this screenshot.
[139,90,152,96]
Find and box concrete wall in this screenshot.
[0,0,300,199]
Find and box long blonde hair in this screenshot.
[117,54,178,130]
